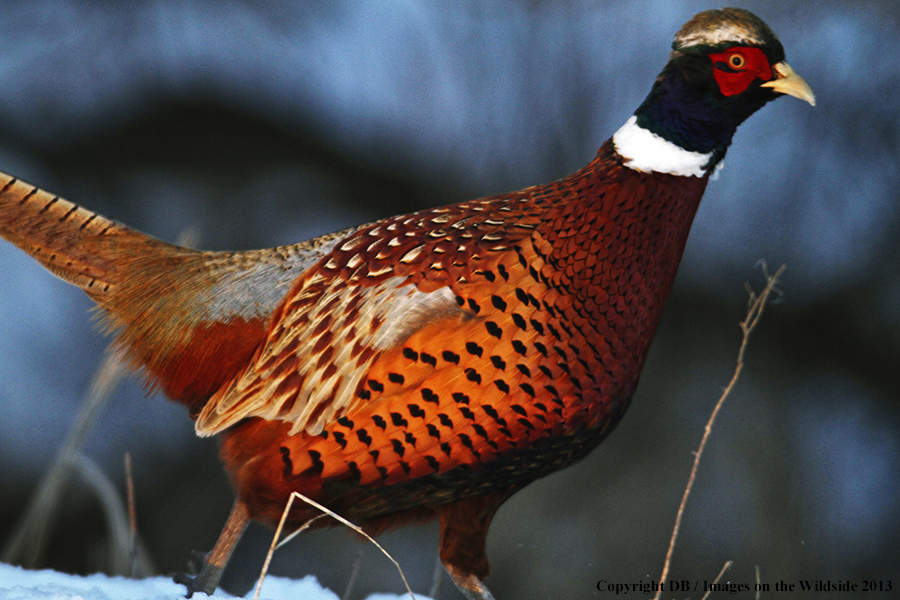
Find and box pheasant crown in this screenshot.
[672,7,784,59]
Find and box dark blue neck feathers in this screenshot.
[633,53,776,167]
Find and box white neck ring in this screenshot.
[612,116,714,178]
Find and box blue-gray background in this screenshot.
[1,1,897,598]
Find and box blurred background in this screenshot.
[0,1,897,598]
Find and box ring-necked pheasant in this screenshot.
[0,8,813,600]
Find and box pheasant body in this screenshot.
[215,141,709,528]
[0,8,814,600]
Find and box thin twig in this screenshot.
[699,561,734,600]
[653,264,785,600]
[253,491,416,600]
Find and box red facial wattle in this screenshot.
[710,46,774,97]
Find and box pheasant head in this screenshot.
[615,7,815,177]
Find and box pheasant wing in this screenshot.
[196,193,544,436]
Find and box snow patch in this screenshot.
[0,563,427,600]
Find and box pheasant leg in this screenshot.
[174,499,249,597]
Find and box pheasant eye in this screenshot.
[728,53,746,69]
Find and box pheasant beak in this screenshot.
[761,61,816,106]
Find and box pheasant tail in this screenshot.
[0,174,331,411]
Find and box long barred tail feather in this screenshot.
[0,171,325,412]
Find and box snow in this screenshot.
[0,563,426,600]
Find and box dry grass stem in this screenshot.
[428,554,445,599]
[253,491,416,600]
[275,513,327,550]
[653,264,785,600]
[699,561,734,600]
[2,344,129,566]
[340,546,365,600]
[124,452,139,576]
[72,454,133,574]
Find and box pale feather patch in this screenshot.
[612,116,713,178]
[195,230,353,322]
[675,21,763,50]
[368,281,460,351]
[671,8,774,52]
[197,256,322,321]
